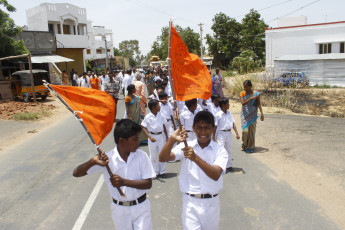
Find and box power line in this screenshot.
[267,0,321,23]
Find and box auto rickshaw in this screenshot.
[10,69,50,102]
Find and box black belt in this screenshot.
[186,193,218,199]
[186,130,193,133]
[113,193,146,206]
[149,131,162,135]
[221,129,231,132]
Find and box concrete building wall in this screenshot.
[53,48,85,74]
[26,6,48,31]
[266,21,345,68]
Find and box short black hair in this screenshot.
[185,98,197,109]
[126,69,132,74]
[193,110,215,127]
[218,98,229,107]
[148,99,159,111]
[127,84,135,94]
[211,94,220,100]
[243,80,252,87]
[158,91,168,99]
[114,119,142,144]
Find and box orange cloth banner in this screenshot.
[51,85,115,145]
[170,26,212,101]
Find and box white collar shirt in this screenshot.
[141,112,167,132]
[172,139,228,194]
[122,74,131,89]
[180,109,195,131]
[79,77,89,87]
[87,147,155,201]
[210,103,221,117]
[100,75,110,85]
[159,102,173,120]
[215,110,235,132]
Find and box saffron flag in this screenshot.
[50,85,115,146]
[170,26,212,101]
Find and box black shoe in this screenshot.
[227,167,234,173]
[159,173,167,178]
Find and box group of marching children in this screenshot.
[73,66,242,230]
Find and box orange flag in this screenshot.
[51,85,115,146]
[170,26,212,101]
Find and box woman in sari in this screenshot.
[240,80,264,153]
[125,84,148,144]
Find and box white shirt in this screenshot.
[159,102,173,121]
[73,73,78,82]
[87,147,155,201]
[99,75,110,88]
[180,109,196,131]
[210,103,221,117]
[79,76,89,88]
[215,110,235,133]
[141,112,167,133]
[172,139,228,194]
[122,74,132,91]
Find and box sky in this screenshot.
[6,0,345,56]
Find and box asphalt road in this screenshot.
[0,96,343,230]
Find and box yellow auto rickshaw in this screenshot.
[10,69,50,102]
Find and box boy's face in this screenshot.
[213,98,219,107]
[152,104,161,113]
[193,121,215,145]
[122,132,140,152]
[189,103,197,113]
[160,96,168,104]
[222,101,229,110]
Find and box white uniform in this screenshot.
[215,110,235,168]
[172,139,228,230]
[79,76,89,88]
[159,102,174,136]
[141,112,168,176]
[99,75,110,91]
[122,74,132,96]
[210,103,221,117]
[180,109,196,141]
[87,147,155,230]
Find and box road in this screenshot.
[0,96,343,230]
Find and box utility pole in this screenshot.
[104,35,109,71]
[198,23,204,61]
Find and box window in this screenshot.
[57,25,61,34]
[86,49,91,54]
[319,43,332,54]
[96,49,102,54]
[107,49,110,53]
[63,25,70,35]
[340,43,344,53]
[48,24,54,33]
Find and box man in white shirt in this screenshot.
[99,72,110,91]
[214,98,240,169]
[122,70,133,96]
[73,119,155,230]
[159,110,228,230]
[79,72,89,88]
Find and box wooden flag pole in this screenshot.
[167,21,188,147]
[43,81,125,197]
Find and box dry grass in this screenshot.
[223,71,345,118]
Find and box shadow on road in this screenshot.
[252,146,269,154]
[226,167,246,174]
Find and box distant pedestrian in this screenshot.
[213,68,224,97]
[240,80,264,153]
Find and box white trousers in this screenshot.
[111,199,152,230]
[182,194,220,230]
[216,131,232,168]
[166,120,174,137]
[148,133,166,175]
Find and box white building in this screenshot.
[266,17,345,86]
[84,21,115,69]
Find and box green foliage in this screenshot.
[148,25,201,61]
[113,47,122,56]
[13,110,51,121]
[206,9,267,69]
[119,40,141,67]
[0,0,28,57]
[232,50,260,74]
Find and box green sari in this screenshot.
[127,96,148,144]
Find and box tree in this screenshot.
[148,25,201,61]
[113,47,122,56]
[240,9,268,62]
[119,40,141,67]
[206,12,242,68]
[232,50,258,74]
[0,0,27,57]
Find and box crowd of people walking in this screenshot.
[72,65,264,230]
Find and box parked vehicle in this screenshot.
[10,69,50,102]
[273,72,309,87]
